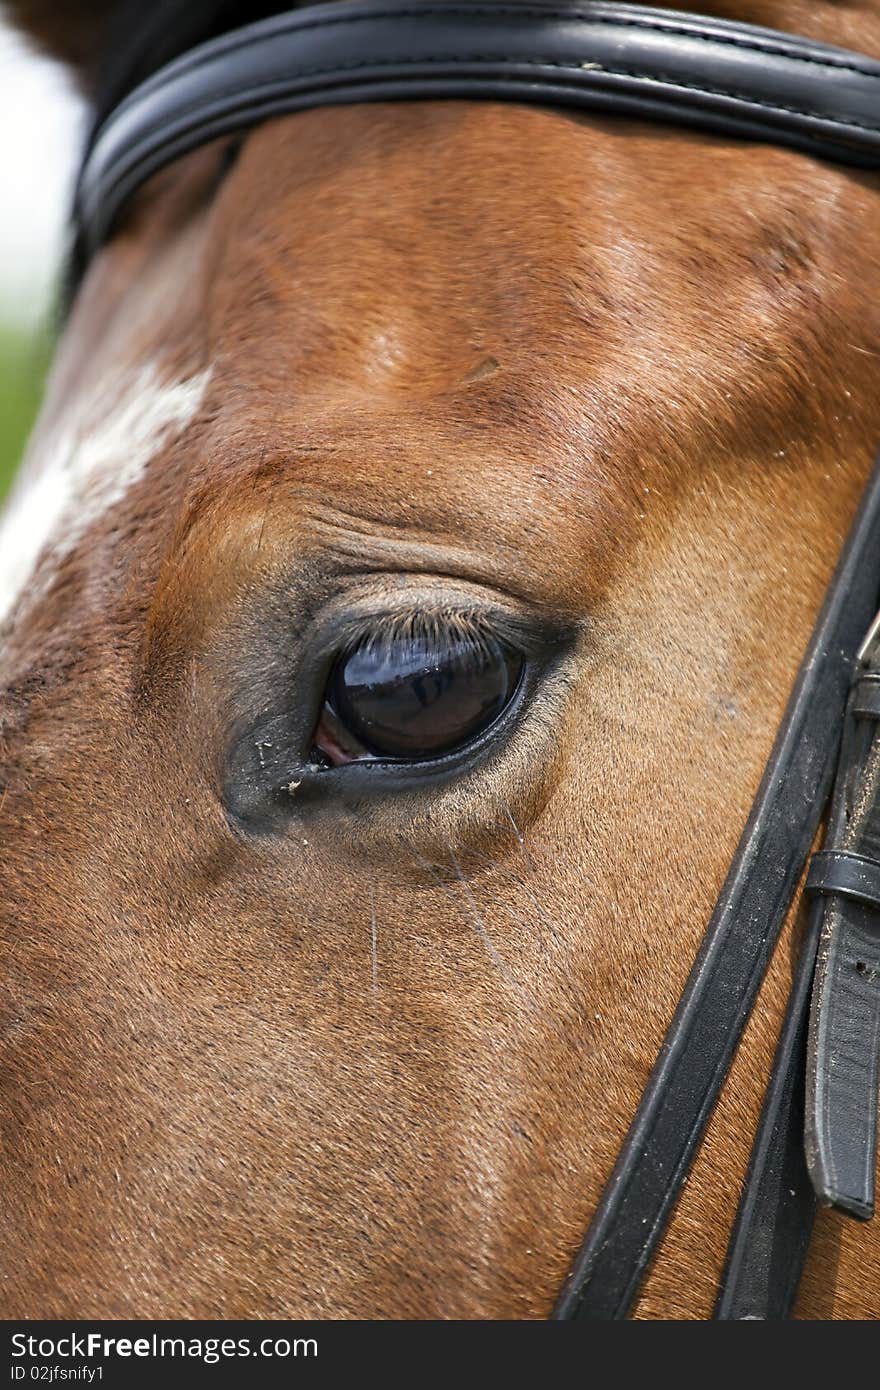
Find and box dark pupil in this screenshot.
[328,631,523,760]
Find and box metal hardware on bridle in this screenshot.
[72,0,880,1319]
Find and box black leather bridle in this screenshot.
[72,0,880,1319]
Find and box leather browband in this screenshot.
[74,0,880,265]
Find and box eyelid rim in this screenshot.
[297,577,577,672]
[318,629,526,766]
[220,572,581,831]
[316,628,525,767]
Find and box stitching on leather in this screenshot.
[134,53,880,138]
[219,9,880,78]
[119,6,880,103]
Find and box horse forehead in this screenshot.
[0,104,839,645]
[208,102,630,332]
[198,104,834,423]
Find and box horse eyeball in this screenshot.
[314,626,524,764]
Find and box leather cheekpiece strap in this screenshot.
[714,901,820,1321]
[716,674,880,1314]
[74,0,880,265]
[553,451,880,1319]
[852,672,880,720]
[716,654,880,1310]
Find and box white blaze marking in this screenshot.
[0,362,211,630]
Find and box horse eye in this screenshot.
[313,627,524,765]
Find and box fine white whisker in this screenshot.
[445,840,520,990]
[502,800,524,846]
[403,837,520,992]
[501,799,537,871]
[370,876,378,998]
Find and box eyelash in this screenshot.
[318,605,514,664]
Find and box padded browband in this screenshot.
[75,0,880,264]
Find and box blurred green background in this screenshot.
[0,17,82,512]
[0,322,50,503]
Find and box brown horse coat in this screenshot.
[2,0,880,1317]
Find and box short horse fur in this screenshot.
[1,0,880,1317]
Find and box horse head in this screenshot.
[2,0,880,1317]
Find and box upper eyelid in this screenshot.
[328,609,523,663]
[298,586,578,670]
